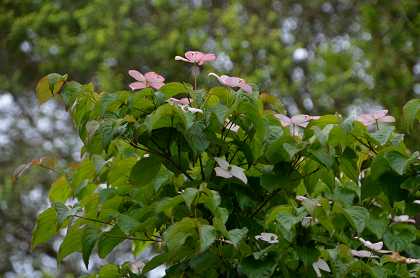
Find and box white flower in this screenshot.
[183,106,203,114]
[351,250,379,258]
[414,200,420,205]
[393,215,416,224]
[312,258,331,277]
[354,237,391,253]
[214,157,247,184]
[255,232,279,244]
[225,120,240,133]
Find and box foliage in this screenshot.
[29,64,420,277]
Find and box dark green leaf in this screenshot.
[82,225,100,268]
[383,224,416,251]
[199,225,217,252]
[130,155,161,186]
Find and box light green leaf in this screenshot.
[32,207,58,248]
[58,224,83,261]
[181,187,199,209]
[159,82,191,98]
[164,217,199,252]
[49,176,71,203]
[98,264,120,278]
[145,104,188,131]
[35,73,68,104]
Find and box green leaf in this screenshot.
[199,225,217,252]
[239,256,277,278]
[164,217,199,252]
[228,228,248,247]
[208,86,235,106]
[58,224,83,261]
[181,187,199,209]
[60,81,82,107]
[266,205,300,242]
[185,122,209,152]
[98,264,120,278]
[384,151,408,175]
[108,157,137,188]
[297,246,320,267]
[366,213,388,239]
[35,73,68,104]
[82,225,100,268]
[117,214,141,234]
[143,252,171,273]
[342,206,369,234]
[129,155,161,186]
[98,226,126,258]
[52,202,76,226]
[383,224,416,251]
[145,103,188,131]
[32,207,58,248]
[368,126,394,145]
[49,176,71,203]
[98,91,128,115]
[338,148,359,182]
[160,82,191,98]
[402,98,420,132]
[156,196,184,217]
[309,148,334,168]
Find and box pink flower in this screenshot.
[128,70,165,90]
[175,51,216,66]
[356,110,395,126]
[274,114,320,128]
[208,73,252,93]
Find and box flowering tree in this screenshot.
[26,51,420,277]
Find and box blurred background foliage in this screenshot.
[0,0,419,276]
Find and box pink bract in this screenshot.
[356,109,395,126]
[175,51,216,66]
[128,70,165,90]
[274,114,319,128]
[208,73,252,93]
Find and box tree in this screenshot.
[29,63,420,276]
[1,0,419,275]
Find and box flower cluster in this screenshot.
[128,50,252,93]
